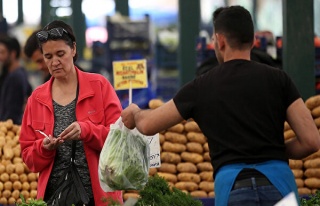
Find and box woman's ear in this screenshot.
[72,42,77,57]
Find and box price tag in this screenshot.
[146,133,161,168]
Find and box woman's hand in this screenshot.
[42,135,64,150]
[59,122,82,141]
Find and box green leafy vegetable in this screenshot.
[301,190,320,206]
[15,194,47,206]
[136,174,203,206]
[100,128,150,191]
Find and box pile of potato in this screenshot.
[274,94,320,196]
[0,119,38,205]
[302,152,320,195]
[298,94,320,195]
[284,122,307,195]
[156,119,214,198]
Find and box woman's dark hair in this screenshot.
[213,6,254,49]
[38,20,78,62]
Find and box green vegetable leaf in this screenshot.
[136,174,203,206]
[100,128,150,191]
[301,190,320,206]
[15,194,47,206]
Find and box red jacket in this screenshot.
[19,68,123,205]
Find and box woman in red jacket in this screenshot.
[19,20,123,205]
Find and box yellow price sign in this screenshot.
[113,59,148,90]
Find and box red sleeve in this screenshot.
[19,96,56,173]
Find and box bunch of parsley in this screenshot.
[300,190,320,206]
[136,174,203,206]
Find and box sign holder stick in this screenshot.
[129,80,132,105]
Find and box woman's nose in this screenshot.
[51,57,60,66]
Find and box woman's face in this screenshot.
[41,40,76,79]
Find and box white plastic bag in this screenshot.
[99,117,150,192]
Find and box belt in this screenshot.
[232,177,272,190]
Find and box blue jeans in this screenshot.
[227,177,283,206]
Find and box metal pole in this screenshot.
[178,0,200,86]
[71,0,86,60]
[17,0,23,24]
[282,0,315,100]
[114,0,129,16]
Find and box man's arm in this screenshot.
[285,98,320,159]
[121,100,184,135]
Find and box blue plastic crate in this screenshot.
[196,37,215,66]
[156,75,179,102]
[155,43,177,69]
[197,197,215,206]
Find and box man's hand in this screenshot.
[121,103,141,129]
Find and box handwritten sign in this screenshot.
[147,133,161,168]
[113,59,148,90]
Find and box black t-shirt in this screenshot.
[173,59,300,173]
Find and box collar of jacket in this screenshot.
[35,66,95,105]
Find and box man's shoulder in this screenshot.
[5,67,29,83]
[9,67,27,76]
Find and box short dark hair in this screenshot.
[0,35,21,59]
[213,6,254,49]
[38,20,78,62]
[24,30,40,58]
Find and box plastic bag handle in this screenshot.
[114,116,126,130]
[115,116,123,125]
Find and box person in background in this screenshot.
[0,35,32,124]
[121,5,320,206]
[19,20,123,205]
[24,30,51,83]
[90,41,108,74]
